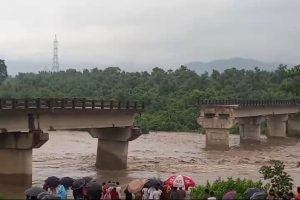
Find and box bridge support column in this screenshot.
[267,114,288,137]
[0,132,49,198]
[287,115,300,136]
[205,128,229,150]
[197,107,235,150]
[238,117,264,143]
[89,127,141,170]
[96,140,128,169]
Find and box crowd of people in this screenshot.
[25,176,300,200]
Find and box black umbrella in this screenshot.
[82,176,93,184]
[25,187,46,197]
[144,177,163,189]
[45,176,60,188]
[41,194,61,200]
[37,192,51,200]
[87,181,102,192]
[250,191,267,200]
[60,177,74,189]
[244,188,261,200]
[72,179,85,190]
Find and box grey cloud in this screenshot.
[0,0,299,74]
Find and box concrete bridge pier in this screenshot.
[0,131,49,197]
[89,127,141,170]
[197,106,235,150]
[205,128,230,150]
[238,116,264,143]
[267,114,288,137]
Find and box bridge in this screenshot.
[0,98,144,192]
[198,99,300,150]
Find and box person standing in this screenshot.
[125,188,133,200]
[296,187,300,200]
[110,188,120,200]
[148,187,155,200]
[207,191,217,200]
[202,189,210,200]
[185,187,191,200]
[152,187,162,200]
[142,186,149,200]
[116,182,122,199]
[267,189,276,200]
[177,187,186,200]
[169,187,178,200]
[49,183,67,200]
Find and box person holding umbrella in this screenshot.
[44,176,67,200]
[86,180,102,200]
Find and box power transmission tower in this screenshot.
[52,34,59,72]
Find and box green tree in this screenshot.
[259,160,293,193]
[0,59,8,84]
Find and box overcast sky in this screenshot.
[0,0,299,74]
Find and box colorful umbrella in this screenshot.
[222,190,237,200]
[164,175,196,188]
[128,180,144,193]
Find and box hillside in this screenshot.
[185,57,290,73]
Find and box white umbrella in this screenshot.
[172,175,185,188]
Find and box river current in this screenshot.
[32,131,300,188]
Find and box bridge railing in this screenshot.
[198,99,300,106]
[0,98,144,110]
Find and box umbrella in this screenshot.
[72,179,85,190]
[244,188,261,200]
[87,180,102,192]
[144,177,163,189]
[25,187,46,197]
[222,190,237,200]
[250,191,267,200]
[164,175,196,188]
[37,192,51,200]
[128,180,144,193]
[41,194,61,200]
[83,176,93,184]
[60,177,74,189]
[45,176,60,188]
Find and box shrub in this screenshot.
[191,177,263,199]
[259,160,293,193]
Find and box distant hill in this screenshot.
[185,57,291,74]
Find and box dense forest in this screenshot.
[0,60,299,131]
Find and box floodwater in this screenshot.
[33,131,300,186]
[3,131,300,198]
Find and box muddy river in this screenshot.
[32,131,300,187]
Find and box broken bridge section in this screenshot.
[198,100,300,150]
[0,98,144,197]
